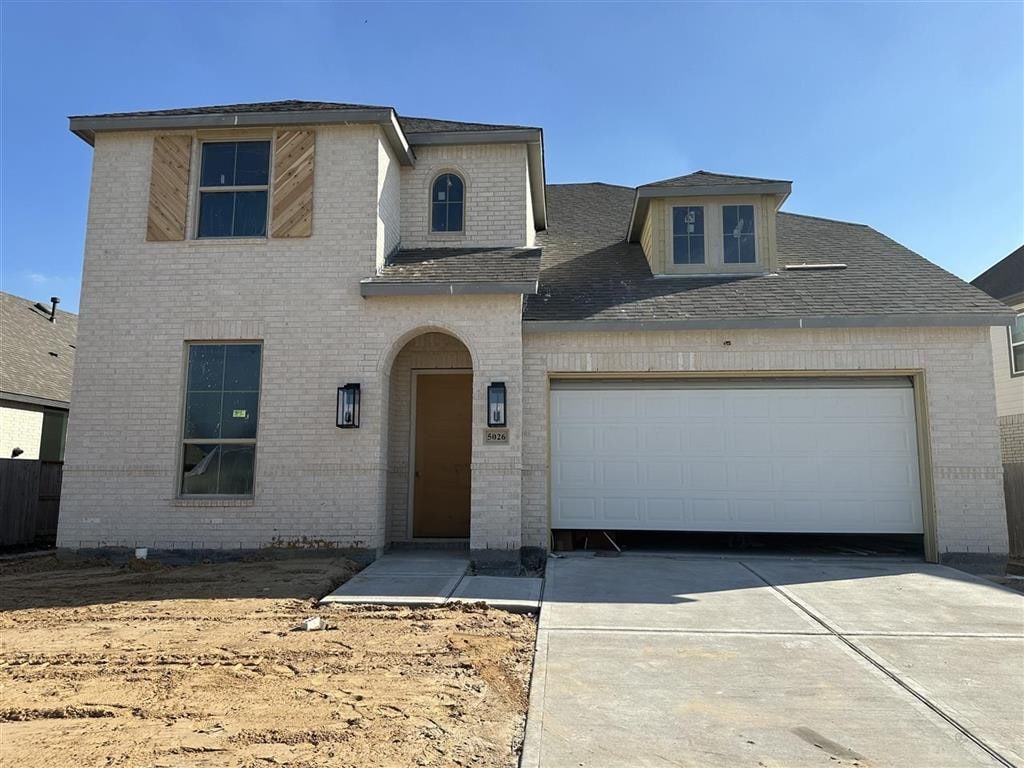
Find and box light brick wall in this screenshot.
[522,326,1009,556]
[1000,414,1024,463]
[400,144,529,249]
[0,402,44,459]
[60,126,525,553]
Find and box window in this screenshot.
[722,204,756,264]
[181,343,261,495]
[197,141,270,238]
[39,409,68,462]
[1011,313,1024,376]
[431,173,464,232]
[672,206,705,264]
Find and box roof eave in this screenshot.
[69,107,417,165]
[523,311,1016,333]
[0,391,71,410]
[361,279,539,297]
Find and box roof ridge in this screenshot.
[548,181,635,190]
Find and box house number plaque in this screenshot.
[484,428,509,444]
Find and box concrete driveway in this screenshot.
[521,555,1024,768]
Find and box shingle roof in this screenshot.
[642,170,791,188]
[68,100,538,135]
[0,292,78,405]
[524,183,1012,324]
[971,244,1024,303]
[68,100,390,119]
[367,247,541,284]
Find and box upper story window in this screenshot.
[672,206,705,264]
[431,173,464,233]
[722,204,756,263]
[1011,313,1024,375]
[197,141,270,238]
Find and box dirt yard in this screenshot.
[0,554,537,767]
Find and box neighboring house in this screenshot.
[0,291,77,461]
[59,100,1013,563]
[971,245,1024,463]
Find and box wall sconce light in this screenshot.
[337,383,360,428]
[487,382,507,428]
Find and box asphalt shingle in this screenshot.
[971,244,1024,302]
[367,247,541,284]
[524,183,1012,323]
[0,292,77,404]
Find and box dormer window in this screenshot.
[672,206,705,264]
[431,173,464,233]
[723,204,756,264]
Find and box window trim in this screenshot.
[662,198,764,275]
[177,340,263,499]
[192,137,273,240]
[428,170,467,236]
[1009,312,1024,378]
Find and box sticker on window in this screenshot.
[233,409,247,418]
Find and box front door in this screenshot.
[412,372,472,537]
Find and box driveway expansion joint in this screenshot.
[738,559,1018,768]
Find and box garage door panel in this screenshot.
[688,461,728,490]
[641,426,682,452]
[601,460,640,488]
[557,460,595,485]
[688,423,726,453]
[645,461,684,488]
[601,497,641,524]
[556,497,597,524]
[550,382,923,534]
[726,422,772,453]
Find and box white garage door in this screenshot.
[550,379,923,534]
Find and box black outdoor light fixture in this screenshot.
[487,382,507,428]
[337,383,361,428]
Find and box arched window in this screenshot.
[430,173,464,233]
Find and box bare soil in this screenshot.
[0,555,537,767]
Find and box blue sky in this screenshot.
[1,1,1021,313]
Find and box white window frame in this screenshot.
[178,341,263,498]
[193,138,272,240]
[1010,312,1024,377]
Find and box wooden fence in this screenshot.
[0,459,63,547]
[1006,462,1024,574]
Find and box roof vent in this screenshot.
[784,263,847,271]
[49,296,59,322]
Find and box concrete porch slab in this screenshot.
[447,575,543,613]
[319,552,469,607]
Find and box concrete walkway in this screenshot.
[522,554,1024,768]
[319,551,542,611]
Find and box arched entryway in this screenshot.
[385,331,474,543]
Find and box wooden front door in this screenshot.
[413,373,472,538]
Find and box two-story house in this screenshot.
[971,245,1024,465]
[59,100,1013,565]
